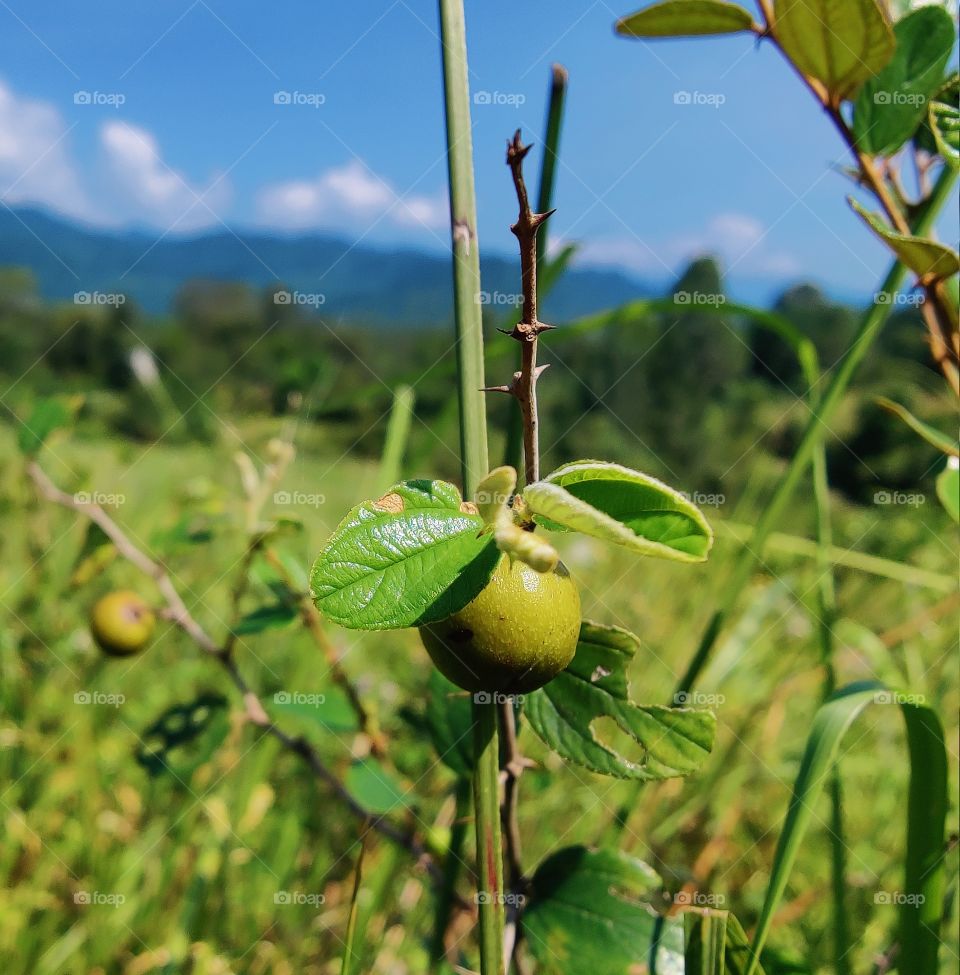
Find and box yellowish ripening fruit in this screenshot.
[90,590,156,657]
[419,556,580,694]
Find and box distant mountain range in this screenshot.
[0,207,664,327]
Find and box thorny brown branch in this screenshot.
[25,459,456,896]
[482,130,557,967]
[502,129,555,487]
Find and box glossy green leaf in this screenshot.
[850,198,960,280]
[424,669,474,776]
[345,758,409,814]
[524,459,713,562]
[773,0,895,102]
[876,397,958,456]
[232,603,298,635]
[853,6,955,155]
[936,457,959,522]
[745,681,948,975]
[310,479,500,630]
[18,397,71,456]
[616,0,755,37]
[526,621,716,780]
[524,846,683,975]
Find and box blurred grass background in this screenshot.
[0,408,955,972]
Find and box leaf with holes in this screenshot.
[523,460,713,562]
[616,0,755,37]
[310,479,500,629]
[526,621,716,780]
[773,0,895,102]
[850,198,960,280]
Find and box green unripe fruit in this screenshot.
[90,590,156,657]
[419,556,580,694]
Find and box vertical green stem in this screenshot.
[472,697,505,975]
[438,0,487,499]
[674,164,957,697]
[437,4,502,972]
[810,391,850,975]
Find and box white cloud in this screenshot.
[256,160,447,232]
[100,121,231,231]
[0,80,95,220]
[575,212,800,279]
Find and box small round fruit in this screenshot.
[419,556,580,694]
[90,590,156,657]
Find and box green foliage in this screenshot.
[135,693,231,781]
[345,758,409,814]
[525,460,713,562]
[936,457,959,522]
[232,603,299,635]
[270,686,360,734]
[772,0,895,102]
[17,397,71,456]
[526,621,716,779]
[746,682,949,975]
[876,396,958,456]
[853,6,955,156]
[616,0,755,38]
[684,909,762,975]
[849,198,960,280]
[425,669,474,776]
[310,479,499,629]
[523,846,674,974]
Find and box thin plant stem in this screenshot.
[473,696,505,975]
[438,0,487,499]
[437,4,502,972]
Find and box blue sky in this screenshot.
[0,0,955,299]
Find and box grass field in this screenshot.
[0,416,956,973]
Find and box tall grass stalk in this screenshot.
[437,2,502,971]
[675,164,957,697]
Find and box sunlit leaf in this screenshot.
[850,198,960,280]
[773,0,895,102]
[310,479,500,630]
[524,459,713,562]
[616,0,755,37]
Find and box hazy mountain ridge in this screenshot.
[0,207,660,326]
